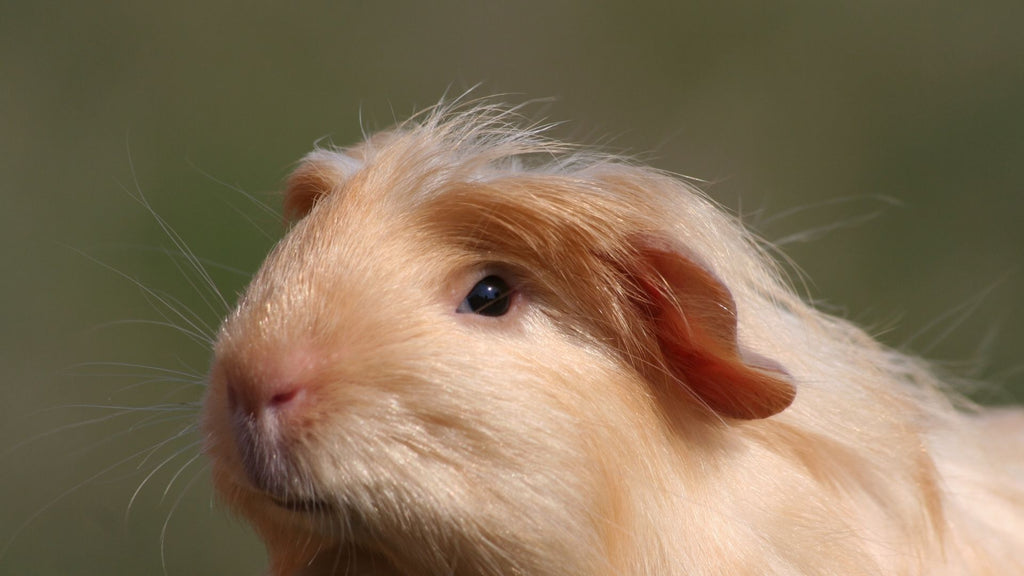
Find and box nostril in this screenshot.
[223,376,304,416]
[269,386,303,409]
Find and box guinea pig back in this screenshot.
[201,102,1024,575]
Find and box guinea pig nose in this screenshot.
[227,376,307,418]
[219,347,319,419]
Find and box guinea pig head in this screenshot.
[202,134,794,575]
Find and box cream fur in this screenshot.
[201,100,1024,575]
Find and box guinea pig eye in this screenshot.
[457,275,513,317]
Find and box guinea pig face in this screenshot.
[202,156,652,574]
[201,123,794,574]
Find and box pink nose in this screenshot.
[225,374,308,420]
[220,348,319,419]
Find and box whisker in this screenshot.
[160,462,209,576]
[139,289,217,345]
[2,409,141,461]
[163,245,232,322]
[88,318,213,348]
[185,157,280,221]
[161,449,205,501]
[127,437,202,520]
[0,425,195,559]
[64,245,216,348]
[82,243,255,279]
[67,361,204,381]
[124,144,231,314]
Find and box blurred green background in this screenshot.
[2,1,1022,574]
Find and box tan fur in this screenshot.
[201,101,1024,575]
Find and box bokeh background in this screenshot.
[2,1,1022,574]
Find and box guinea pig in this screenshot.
[201,101,1024,575]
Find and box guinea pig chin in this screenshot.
[230,407,314,502]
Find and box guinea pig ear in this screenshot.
[630,236,795,420]
[283,149,364,221]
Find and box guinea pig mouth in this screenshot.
[269,494,368,536]
[270,495,335,513]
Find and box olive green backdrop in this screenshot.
[2,1,1022,574]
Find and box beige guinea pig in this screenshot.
[201,102,1024,576]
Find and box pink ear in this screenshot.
[632,238,795,420]
[283,150,363,222]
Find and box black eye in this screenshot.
[457,275,513,316]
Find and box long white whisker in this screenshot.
[65,246,216,347]
[127,437,202,520]
[139,289,217,345]
[163,245,231,323]
[89,318,213,348]
[68,361,203,381]
[84,243,255,278]
[2,409,140,460]
[161,449,205,501]
[124,144,230,313]
[160,462,209,576]
[0,426,193,559]
[185,157,280,220]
